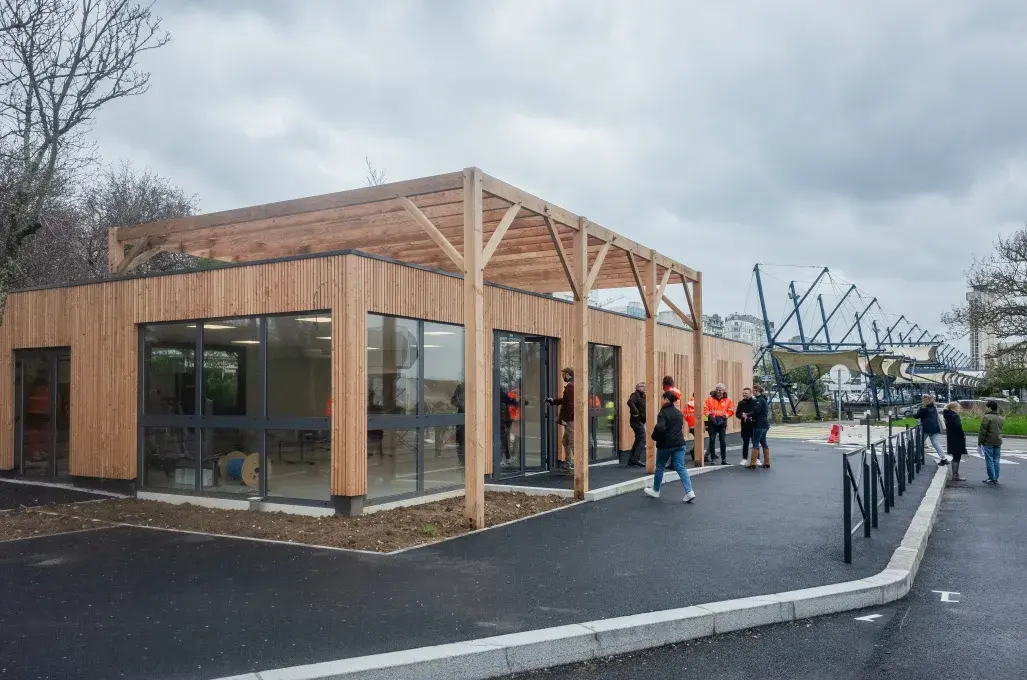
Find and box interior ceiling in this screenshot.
[114,172,696,295]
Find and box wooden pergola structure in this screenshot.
[109,168,704,529]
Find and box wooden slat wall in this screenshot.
[0,252,752,493]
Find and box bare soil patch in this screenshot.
[0,509,101,541]
[30,492,573,552]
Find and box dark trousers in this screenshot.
[707,421,727,460]
[629,422,645,464]
[741,428,754,459]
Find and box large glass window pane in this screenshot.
[21,357,53,476]
[590,345,617,408]
[367,315,419,416]
[266,429,330,501]
[423,427,464,492]
[202,319,260,417]
[142,426,198,489]
[267,314,332,418]
[367,428,418,500]
[423,321,464,415]
[143,323,197,415]
[201,428,261,495]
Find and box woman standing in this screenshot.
[643,391,695,503]
[942,402,967,482]
[749,385,771,468]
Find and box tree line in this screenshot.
[0,0,193,315]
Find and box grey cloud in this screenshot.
[85,0,1027,352]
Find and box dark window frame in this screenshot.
[138,311,331,503]
[366,312,465,503]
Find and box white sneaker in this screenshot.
[683,491,696,503]
[644,487,660,499]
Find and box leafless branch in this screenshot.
[363,156,387,187]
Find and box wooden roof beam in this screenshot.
[398,196,465,273]
[114,171,466,241]
[626,251,651,317]
[543,215,581,300]
[482,203,521,266]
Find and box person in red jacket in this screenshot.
[703,383,735,465]
[545,367,575,473]
[685,393,697,461]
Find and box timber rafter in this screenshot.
[109,168,700,295]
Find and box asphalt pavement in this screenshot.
[506,451,1026,680]
[0,439,934,680]
[0,480,108,509]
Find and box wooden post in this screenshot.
[645,258,658,474]
[692,273,704,467]
[572,219,590,499]
[463,168,486,529]
[108,228,124,272]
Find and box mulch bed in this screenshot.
[0,509,102,542]
[8,492,573,552]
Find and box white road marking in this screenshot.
[931,590,960,603]
[854,614,883,622]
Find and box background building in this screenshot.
[967,288,998,370]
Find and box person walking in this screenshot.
[942,401,967,482]
[643,391,695,503]
[545,367,575,473]
[748,384,772,468]
[979,400,1004,485]
[914,394,948,466]
[703,383,734,465]
[736,387,756,465]
[626,382,647,467]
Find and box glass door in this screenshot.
[493,332,552,478]
[589,344,619,463]
[14,349,71,478]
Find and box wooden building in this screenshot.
[0,169,749,523]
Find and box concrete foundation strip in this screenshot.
[213,464,949,680]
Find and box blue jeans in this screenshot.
[653,446,692,494]
[982,445,1001,481]
[924,432,945,458]
[752,428,769,449]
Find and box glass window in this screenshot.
[423,427,464,492]
[367,315,419,416]
[201,428,262,495]
[590,344,618,409]
[367,428,418,500]
[267,315,332,418]
[143,323,197,415]
[202,318,260,417]
[142,426,198,490]
[266,430,330,501]
[423,321,463,415]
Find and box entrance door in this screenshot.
[14,349,71,478]
[494,332,552,478]
[589,344,620,462]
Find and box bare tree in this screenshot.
[14,161,198,286]
[943,224,1027,361]
[0,0,170,310]
[363,156,387,187]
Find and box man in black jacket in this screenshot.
[748,385,772,468]
[642,391,696,503]
[626,382,646,467]
[735,387,756,465]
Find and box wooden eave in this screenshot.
[109,169,699,293]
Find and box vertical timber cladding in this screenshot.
[0,256,341,481]
[0,251,751,487]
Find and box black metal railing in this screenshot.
[843,421,924,563]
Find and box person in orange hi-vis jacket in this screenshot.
[684,394,697,460]
[703,383,735,465]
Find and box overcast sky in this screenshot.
[90,0,1027,354]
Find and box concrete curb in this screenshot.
[214,465,948,680]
